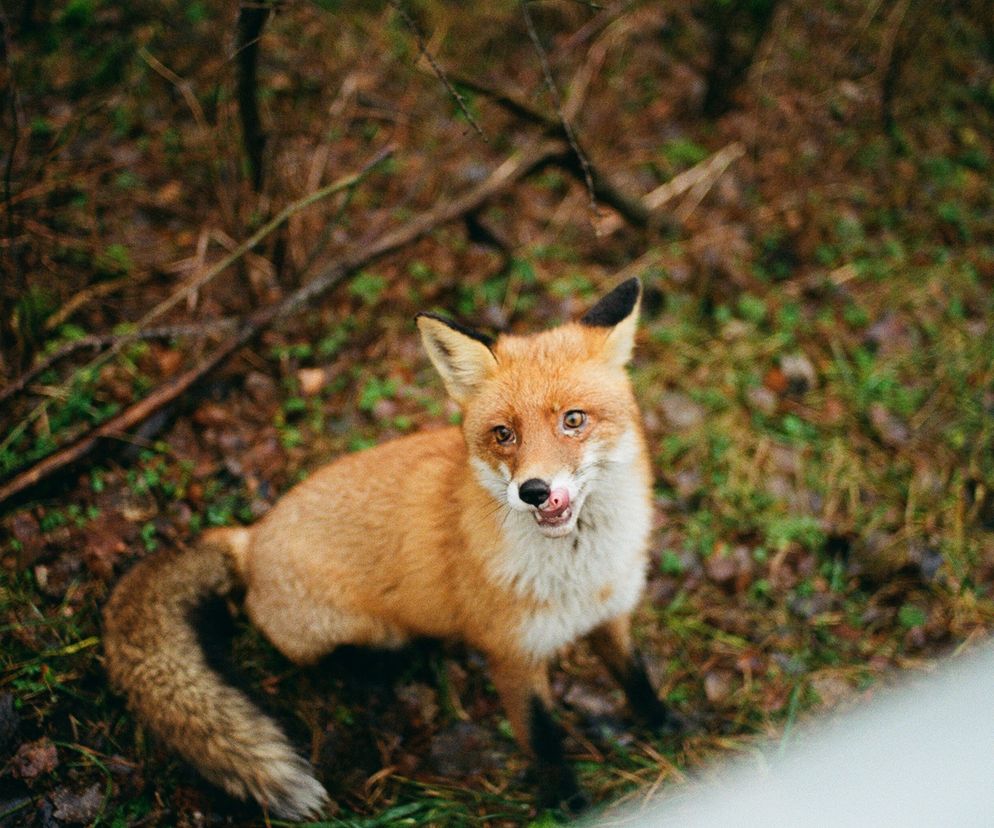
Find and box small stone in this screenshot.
[704,670,735,703]
[660,392,705,429]
[779,352,817,395]
[297,367,326,397]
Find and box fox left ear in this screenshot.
[416,313,497,405]
[580,277,642,367]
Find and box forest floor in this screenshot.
[2,1,994,826]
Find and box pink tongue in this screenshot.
[540,487,571,518]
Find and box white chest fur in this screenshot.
[486,434,653,661]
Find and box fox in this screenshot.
[102,277,681,819]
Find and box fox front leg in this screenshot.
[489,656,588,815]
[587,615,683,735]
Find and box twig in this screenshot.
[43,271,151,332]
[275,139,566,320]
[521,0,596,211]
[0,140,566,509]
[137,47,208,130]
[0,149,393,464]
[674,143,746,222]
[137,46,235,226]
[561,5,643,123]
[876,0,915,135]
[445,72,651,228]
[595,142,746,235]
[449,72,554,129]
[2,162,125,210]
[390,0,486,141]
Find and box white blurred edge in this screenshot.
[596,643,994,827]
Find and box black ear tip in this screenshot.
[415,312,495,348]
[580,278,641,327]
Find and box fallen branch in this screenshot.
[44,271,151,332]
[0,139,567,508]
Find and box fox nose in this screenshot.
[518,478,551,507]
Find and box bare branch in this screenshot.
[44,272,151,333]
[391,0,487,141]
[596,142,746,235]
[521,0,596,211]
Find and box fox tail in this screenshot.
[102,535,328,820]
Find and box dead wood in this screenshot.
[0,139,567,509]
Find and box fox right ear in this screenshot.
[580,277,642,368]
[416,313,497,404]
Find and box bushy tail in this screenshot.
[103,539,329,820]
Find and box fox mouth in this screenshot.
[535,504,572,525]
[532,489,577,537]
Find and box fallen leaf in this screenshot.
[394,683,439,726]
[11,738,58,781]
[763,367,788,394]
[746,385,778,415]
[809,672,854,709]
[154,180,182,206]
[704,552,737,587]
[564,680,619,718]
[51,783,103,824]
[191,402,233,427]
[152,345,183,377]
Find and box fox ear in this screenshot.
[580,277,642,367]
[416,313,497,404]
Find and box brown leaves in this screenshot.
[51,783,103,824]
[9,512,45,568]
[10,738,58,782]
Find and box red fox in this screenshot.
[103,277,679,819]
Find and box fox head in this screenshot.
[417,278,645,539]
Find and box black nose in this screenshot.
[518,478,551,507]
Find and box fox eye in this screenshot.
[493,425,515,445]
[563,410,587,430]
